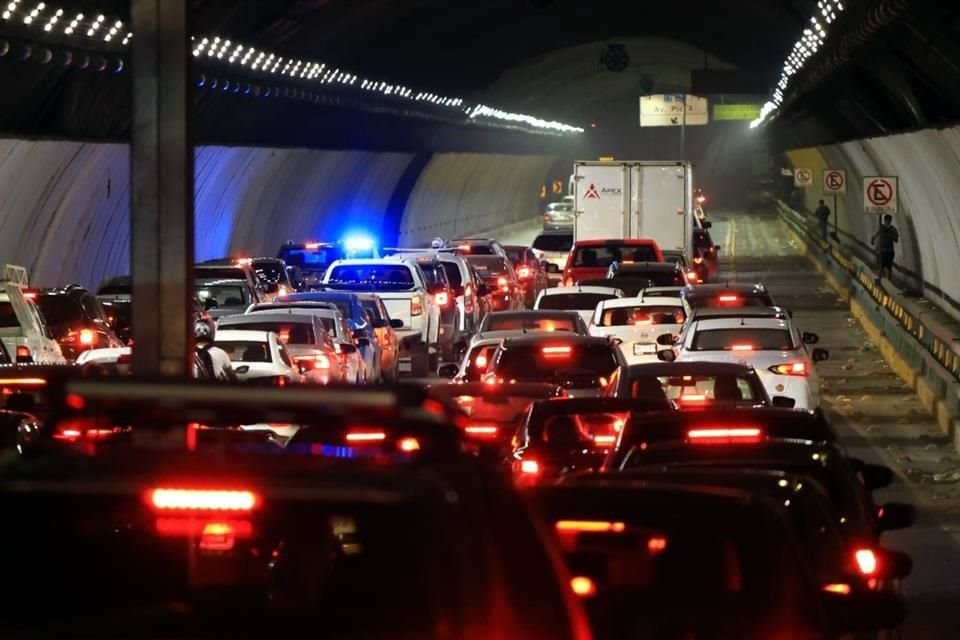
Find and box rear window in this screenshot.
[327,265,416,291]
[615,270,684,286]
[532,234,573,252]
[215,340,272,363]
[484,315,578,333]
[195,267,248,282]
[417,264,448,288]
[279,246,343,269]
[100,300,132,338]
[222,322,315,345]
[503,247,524,262]
[439,262,463,289]
[360,300,383,322]
[626,373,762,404]
[538,293,616,311]
[692,329,794,351]
[494,344,618,381]
[195,284,247,307]
[0,302,19,328]
[573,244,657,267]
[599,305,685,327]
[36,295,84,326]
[466,257,510,277]
[452,242,496,255]
[690,293,773,309]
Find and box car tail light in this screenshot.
[564,277,574,287]
[497,276,510,292]
[854,548,878,576]
[678,393,708,404]
[464,283,473,298]
[687,271,700,283]
[593,434,616,446]
[822,583,852,595]
[78,329,95,346]
[277,286,289,297]
[15,346,31,360]
[465,425,498,439]
[520,459,540,475]
[647,536,668,554]
[556,520,626,533]
[199,521,243,552]
[295,352,331,371]
[769,362,808,376]
[694,256,704,264]
[730,344,754,351]
[305,242,321,250]
[686,427,762,444]
[517,266,531,279]
[155,518,253,539]
[570,576,597,598]
[542,345,572,356]
[474,353,488,368]
[718,295,739,302]
[149,488,259,512]
[345,430,387,443]
[0,377,45,386]
[22,291,37,300]
[398,437,421,452]
[410,295,423,317]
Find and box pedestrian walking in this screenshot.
[814,200,831,240]
[871,214,899,280]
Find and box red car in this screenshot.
[562,239,664,286]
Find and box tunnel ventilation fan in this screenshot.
[600,44,629,73]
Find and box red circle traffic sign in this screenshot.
[825,171,844,190]
[867,179,893,206]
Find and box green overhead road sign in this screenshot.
[712,104,762,121]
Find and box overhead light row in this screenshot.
[750,0,845,129]
[0,1,581,135]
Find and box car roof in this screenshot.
[252,306,339,318]
[485,310,583,320]
[429,381,561,399]
[623,361,759,377]
[220,313,314,325]
[280,292,358,302]
[598,468,820,499]
[501,334,614,347]
[573,238,658,247]
[542,286,624,295]
[691,317,791,331]
[600,296,681,309]
[463,255,508,263]
[614,262,679,273]
[500,245,530,251]
[683,283,768,297]
[621,438,838,468]
[195,278,248,286]
[328,258,412,266]
[640,286,683,296]
[215,329,273,341]
[474,330,560,343]
[689,306,790,321]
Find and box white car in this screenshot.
[533,286,625,324]
[589,297,686,364]
[669,317,829,410]
[530,232,573,278]
[213,329,302,384]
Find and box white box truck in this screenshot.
[572,161,693,256]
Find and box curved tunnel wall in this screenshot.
[786,126,960,315]
[0,139,559,289]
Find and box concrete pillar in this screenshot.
[130,0,194,376]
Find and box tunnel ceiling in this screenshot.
[1,0,958,149]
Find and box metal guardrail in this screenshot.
[777,201,960,384]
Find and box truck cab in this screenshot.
[0,266,66,365]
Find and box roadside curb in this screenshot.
[779,210,960,444]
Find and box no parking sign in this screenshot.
[823,169,846,195]
[862,176,899,214]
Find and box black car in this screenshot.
[681,283,776,310]
[0,380,590,639]
[528,479,905,639]
[29,285,124,360]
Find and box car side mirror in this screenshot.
[338,343,357,355]
[877,502,916,532]
[437,363,459,379]
[859,463,894,491]
[821,589,906,633]
[812,348,829,362]
[656,333,675,346]
[802,331,820,345]
[203,298,218,311]
[657,349,676,362]
[234,365,250,375]
[356,337,371,348]
[771,396,796,408]
[372,318,388,329]
[389,318,404,329]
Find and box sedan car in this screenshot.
[531,231,573,278]
[680,283,776,315]
[543,201,574,231]
[213,329,302,384]
[609,362,775,409]
[666,316,829,410]
[534,286,625,324]
[195,278,258,319]
[589,297,686,364]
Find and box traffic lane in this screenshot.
[713,210,960,638]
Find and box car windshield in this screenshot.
[195,284,247,307]
[0,301,18,328]
[417,263,448,288]
[36,295,84,326]
[223,322,316,345]
[692,329,795,351]
[573,244,657,267]
[626,373,762,404]
[532,234,573,252]
[495,344,618,381]
[599,305,685,326]
[279,246,343,270]
[484,314,578,333]
[538,293,617,311]
[215,340,272,363]
[439,262,463,289]
[327,265,415,291]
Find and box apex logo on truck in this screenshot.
[583,184,622,199]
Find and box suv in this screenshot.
[30,286,124,361]
[446,238,509,258]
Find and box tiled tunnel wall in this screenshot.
[0,139,557,289]
[786,125,960,313]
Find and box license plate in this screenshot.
[633,343,657,355]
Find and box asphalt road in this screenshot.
[492,211,960,637]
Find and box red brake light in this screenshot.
[15,346,31,359]
[769,362,807,376]
[730,344,754,351]
[0,377,45,386]
[854,548,878,576]
[474,353,489,368]
[458,244,471,252]
[23,291,37,300]
[305,242,321,250]
[570,576,597,598]
[678,393,707,403]
[435,291,450,307]
[520,459,540,475]
[694,256,704,264]
[398,437,421,452]
[556,520,626,533]
[345,431,387,443]
[647,536,668,554]
[149,488,259,511]
[79,329,95,346]
[822,583,852,595]
[464,283,473,297]
[465,425,499,439]
[686,427,762,444]
[277,286,289,297]
[542,346,572,355]
[718,295,739,302]
[593,434,616,446]
[199,522,241,551]
[517,266,531,279]
[497,276,510,292]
